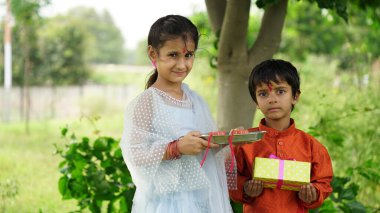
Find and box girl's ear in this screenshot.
[147,45,157,61]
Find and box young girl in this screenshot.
[120,15,233,213]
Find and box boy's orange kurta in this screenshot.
[229,119,333,213]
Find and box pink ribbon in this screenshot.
[269,154,296,189]
[200,130,238,172]
[200,131,225,168]
[227,130,239,172]
[269,154,284,189]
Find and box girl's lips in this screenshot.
[173,71,187,76]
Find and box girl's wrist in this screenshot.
[166,137,183,160]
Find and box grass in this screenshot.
[0,116,123,213]
[1,120,77,212]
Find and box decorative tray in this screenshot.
[200,131,266,145]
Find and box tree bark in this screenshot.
[205,0,226,33]
[206,0,288,130]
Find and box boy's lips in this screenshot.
[268,107,280,112]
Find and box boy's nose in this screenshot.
[268,93,277,104]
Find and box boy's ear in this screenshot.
[293,90,301,104]
[254,101,260,109]
[147,45,157,61]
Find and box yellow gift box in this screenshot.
[253,156,311,191]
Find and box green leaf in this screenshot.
[94,137,108,151]
[61,127,68,136]
[58,176,71,199]
[313,199,336,212]
[345,201,367,213]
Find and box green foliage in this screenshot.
[66,7,125,64]
[256,0,380,22]
[0,4,126,86]
[56,125,135,212]
[190,12,218,68]
[310,177,367,213]
[0,1,94,86]
[280,0,380,75]
[0,179,18,212]
[300,57,380,210]
[37,17,91,85]
[190,12,260,69]
[8,0,46,86]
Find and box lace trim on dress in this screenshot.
[151,87,193,108]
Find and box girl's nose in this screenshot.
[176,57,187,69]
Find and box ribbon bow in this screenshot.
[269,154,295,189]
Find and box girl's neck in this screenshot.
[264,117,291,131]
[152,81,183,99]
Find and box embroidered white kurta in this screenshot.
[120,83,233,213]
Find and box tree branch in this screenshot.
[249,0,288,65]
[218,0,251,62]
[205,0,226,33]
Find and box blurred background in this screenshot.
[0,0,379,212]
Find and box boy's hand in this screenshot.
[243,180,263,197]
[298,184,317,203]
[177,131,219,155]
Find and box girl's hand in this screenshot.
[177,131,219,155]
[298,184,317,203]
[243,180,263,197]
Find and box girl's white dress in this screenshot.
[120,83,234,213]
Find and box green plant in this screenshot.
[56,125,135,212]
[311,177,367,213]
[0,179,18,212]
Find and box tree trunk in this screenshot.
[22,28,31,134]
[217,64,255,131]
[206,0,288,130]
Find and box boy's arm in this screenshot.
[229,146,254,203]
[301,144,333,209]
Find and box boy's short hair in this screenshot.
[248,59,300,104]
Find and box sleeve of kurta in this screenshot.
[120,89,212,194]
[229,146,254,203]
[301,140,333,209]
[121,91,188,193]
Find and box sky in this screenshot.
[41,0,206,49]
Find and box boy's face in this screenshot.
[255,80,299,122]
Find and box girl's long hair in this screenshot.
[145,15,199,89]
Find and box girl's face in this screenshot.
[255,80,299,123]
[149,37,195,86]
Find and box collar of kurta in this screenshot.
[257,118,296,138]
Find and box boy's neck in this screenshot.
[264,118,292,131]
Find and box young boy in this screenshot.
[229,59,333,212]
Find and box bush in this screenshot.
[56,126,135,212]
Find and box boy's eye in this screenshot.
[258,92,268,97]
[277,89,286,95]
